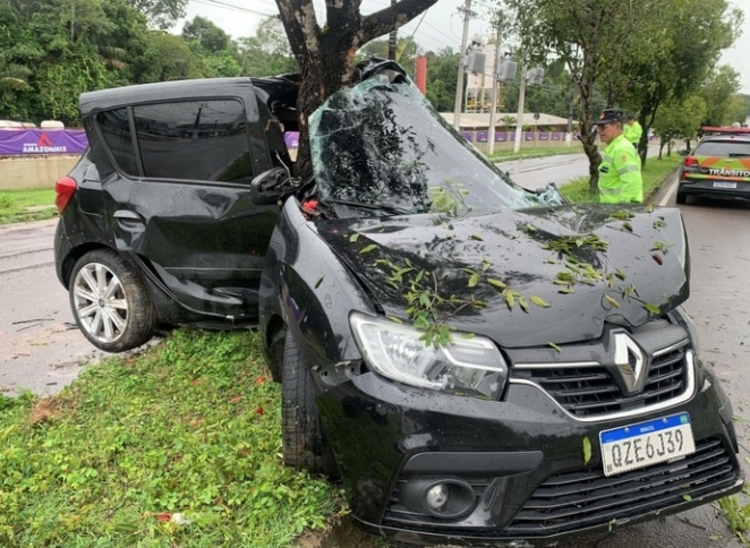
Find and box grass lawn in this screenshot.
[0,188,57,224]
[0,330,341,547]
[559,154,683,203]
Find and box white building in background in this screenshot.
[465,38,502,114]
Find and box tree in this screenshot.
[651,95,706,158]
[273,0,438,179]
[699,65,742,126]
[182,16,231,53]
[237,17,298,77]
[425,47,458,112]
[505,0,664,193]
[725,94,750,126]
[124,0,187,30]
[621,0,742,165]
[133,32,199,83]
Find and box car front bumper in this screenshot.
[315,358,743,546]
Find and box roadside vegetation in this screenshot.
[559,155,683,203]
[0,330,341,547]
[0,188,56,224]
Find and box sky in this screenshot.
[181,0,750,94]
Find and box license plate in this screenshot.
[713,181,737,188]
[599,412,695,476]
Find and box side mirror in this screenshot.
[250,167,299,205]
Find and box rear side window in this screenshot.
[132,99,254,183]
[98,108,138,176]
[694,140,750,157]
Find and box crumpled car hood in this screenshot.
[313,204,689,348]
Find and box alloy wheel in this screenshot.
[72,262,129,344]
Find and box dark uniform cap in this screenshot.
[594,108,624,125]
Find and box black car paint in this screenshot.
[312,204,689,347]
[256,62,742,546]
[260,200,742,543]
[56,77,297,326]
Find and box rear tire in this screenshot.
[676,190,687,204]
[281,332,337,476]
[69,249,156,352]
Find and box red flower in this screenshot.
[255,406,264,415]
[255,376,267,385]
[156,513,171,522]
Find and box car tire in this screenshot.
[676,191,687,204]
[282,331,335,475]
[69,249,157,352]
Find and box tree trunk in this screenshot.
[658,139,665,160]
[294,49,355,180]
[274,0,438,181]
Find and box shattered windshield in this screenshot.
[309,71,564,217]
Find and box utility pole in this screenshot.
[487,21,502,155]
[388,0,397,60]
[453,0,474,131]
[513,64,526,153]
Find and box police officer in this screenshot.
[594,108,643,203]
[624,114,643,149]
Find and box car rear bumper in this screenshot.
[316,358,743,546]
[679,178,750,199]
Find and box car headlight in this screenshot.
[349,312,508,399]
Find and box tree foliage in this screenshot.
[237,17,298,77]
[652,95,707,157]
[621,0,742,164]
[698,65,743,126]
[124,0,187,30]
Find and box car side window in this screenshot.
[98,108,139,176]
[132,99,254,183]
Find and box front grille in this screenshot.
[507,437,737,536]
[512,347,687,418]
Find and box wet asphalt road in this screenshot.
[1,157,749,547]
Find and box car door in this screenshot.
[97,93,279,321]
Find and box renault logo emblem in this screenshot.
[612,332,646,394]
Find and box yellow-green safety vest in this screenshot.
[598,134,643,204]
[624,121,643,145]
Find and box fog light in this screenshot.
[426,484,449,510]
[399,478,478,519]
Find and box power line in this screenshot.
[191,0,275,18]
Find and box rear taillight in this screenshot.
[683,156,698,167]
[54,176,77,213]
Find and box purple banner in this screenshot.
[495,132,508,142]
[539,132,549,141]
[0,129,88,156]
[476,131,488,143]
[524,132,534,141]
[551,132,562,141]
[461,131,472,141]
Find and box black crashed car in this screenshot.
[54,75,299,351]
[676,128,750,204]
[254,61,743,545]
